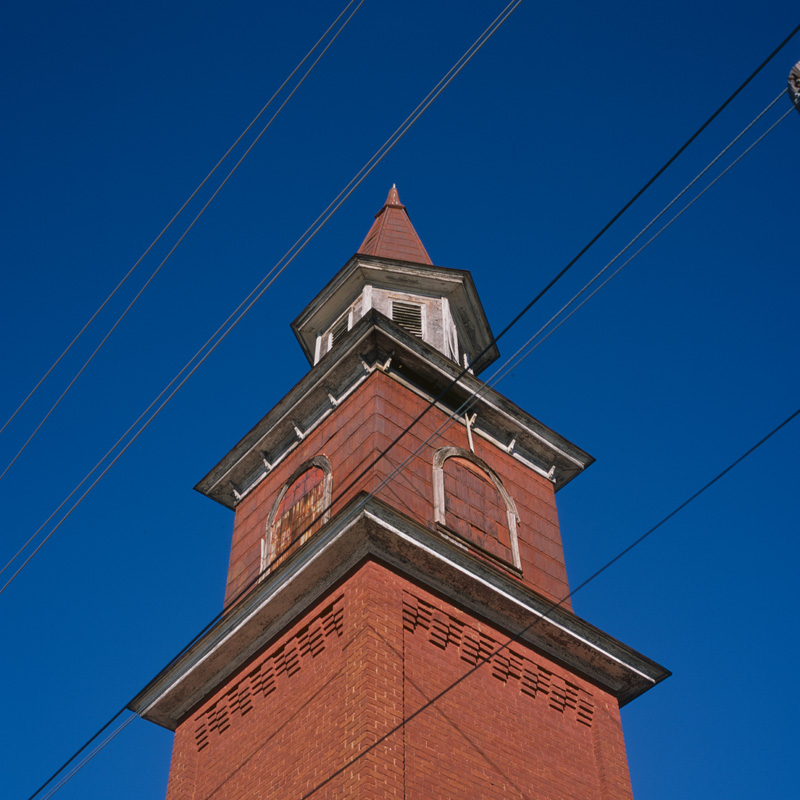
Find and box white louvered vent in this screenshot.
[328,314,349,351]
[391,301,423,339]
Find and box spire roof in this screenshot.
[358,185,433,264]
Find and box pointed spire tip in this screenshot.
[357,185,432,265]
[384,184,402,208]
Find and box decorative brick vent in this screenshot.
[194,596,345,751]
[402,592,594,728]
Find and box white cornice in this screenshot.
[290,253,499,374]
[129,497,669,730]
[195,311,594,509]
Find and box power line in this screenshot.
[251,32,800,593]
[5,8,795,590]
[304,93,796,586]
[245,78,799,588]
[22,91,797,800]
[35,713,138,800]
[487,20,800,350]
[13,19,800,792]
[0,0,366,480]
[0,0,362,441]
[25,398,800,800]
[299,404,800,798]
[0,0,526,592]
[263,59,800,595]
[25,84,799,795]
[361,91,796,516]
[491,95,795,387]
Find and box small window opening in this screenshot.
[392,301,423,338]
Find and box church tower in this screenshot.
[132,186,669,798]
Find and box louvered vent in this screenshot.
[392,301,423,338]
[328,315,349,351]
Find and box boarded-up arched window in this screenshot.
[433,447,520,569]
[262,456,332,574]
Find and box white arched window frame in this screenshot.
[261,455,333,574]
[432,446,521,569]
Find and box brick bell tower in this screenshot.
[131,186,669,799]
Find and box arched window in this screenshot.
[433,447,520,569]
[261,456,332,574]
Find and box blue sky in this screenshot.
[2,1,798,797]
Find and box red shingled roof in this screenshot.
[358,185,432,265]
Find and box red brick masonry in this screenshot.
[225,370,572,610]
[166,562,633,799]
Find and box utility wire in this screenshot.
[247,79,799,586]
[285,90,795,591]
[0,0,366,480]
[257,76,800,577]
[25,398,800,800]
[0,0,369,581]
[5,7,795,589]
[345,95,798,534]
[486,20,800,350]
[24,708,130,800]
[27,81,800,797]
[0,0,360,440]
[491,94,794,387]
[35,714,139,800]
[297,404,800,798]
[1,0,525,592]
[34,675,177,800]
[14,20,800,792]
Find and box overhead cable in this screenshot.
[0,0,366,480]
[25,83,800,796]
[17,16,800,800]
[26,397,800,800]
[490,94,795,386]
[351,108,799,540]
[6,11,797,590]
[487,21,800,350]
[256,83,799,583]
[1,0,526,593]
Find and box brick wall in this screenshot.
[166,561,631,799]
[224,371,571,609]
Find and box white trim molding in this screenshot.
[261,455,333,574]
[433,446,521,569]
[129,496,669,730]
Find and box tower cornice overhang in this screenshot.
[291,253,500,374]
[129,495,670,730]
[195,310,594,509]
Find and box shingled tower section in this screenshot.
[132,187,669,799]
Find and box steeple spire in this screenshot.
[357,184,433,264]
[131,185,667,800]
